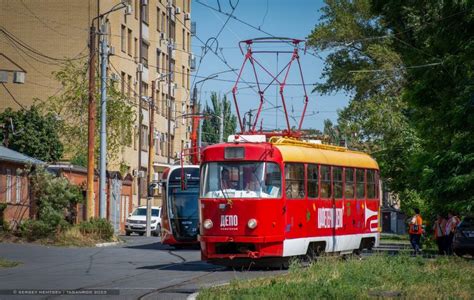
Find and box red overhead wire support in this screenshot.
[232,37,310,138]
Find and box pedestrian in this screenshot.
[432,214,447,255]
[445,212,461,255]
[409,208,423,256]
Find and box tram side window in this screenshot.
[307,164,318,198]
[264,163,282,198]
[345,168,355,199]
[333,167,343,199]
[356,169,365,199]
[285,163,305,199]
[320,165,331,198]
[367,169,377,199]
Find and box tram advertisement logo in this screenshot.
[220,215,238,230]
[317,208,343,229]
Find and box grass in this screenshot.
[0,258,20,268]
[198,254,474,299]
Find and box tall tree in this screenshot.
[307,0,420,202]
[372,0,474,213]
[0,106,63,162]
[36,59,135,166]
[201,92,237,144]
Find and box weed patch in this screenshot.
[198,255,474,299]
[0,258,20,268]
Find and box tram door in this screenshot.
[284,163,306,239]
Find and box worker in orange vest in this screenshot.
[409,208,423,255]
[433,214,447,255]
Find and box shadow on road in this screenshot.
[124,241,174,251]
[137,261,223,272]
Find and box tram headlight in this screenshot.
[247,218,258,229]
[203,219,213,229]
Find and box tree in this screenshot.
[371,0,474,213]
[36,59,135,166]
[307,0,420,203]
[0,106,63,162]
[201,92,237,144]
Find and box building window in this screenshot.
[121,72,126,95]
[142,82,148,101]
[6,169,12,203]
[285,163,305,199]
[182,29,185,50]
[121,25,126,52]
[308,164,318,198]
[142,2,149,24]
[127,75,132,97]
[345,168,355,199]
[142,42,149,68]
[162,93,166,117]
[128,29,133,56]
[133,127,137,150]
[134,37,138,60]
[135,0,139,19]
[182,66,185,87]
[161,12,166,34]
[187,32,190,52]
[356,169,365,199]
[160,133,165,156]
[333,166,343,199]
[141,125,148,151]
[187,68,190,90]
[320,165,331,199]
[155,89,160,114]
[157,8,161,32]
[16,175,21,203]
[170,59,175,81]
[156,49,161,72]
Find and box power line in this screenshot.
[2,83,26,109]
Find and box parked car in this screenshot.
[452,216,474,256]
[125,206,161,236]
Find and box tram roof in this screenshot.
[274,144,379,169]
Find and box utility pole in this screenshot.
[247,109,253,132]
[86,24,96,220]
[219,99,224,143]
[99,20,109,219]
[167,1,173,165]
[146,80,155,237]
[137,0,144,206]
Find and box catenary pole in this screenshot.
[99,20,108,218]
[138,0,144,206]
[167,1,173,164]
[86,24,96,220]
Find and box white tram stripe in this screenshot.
[282,233,380,256]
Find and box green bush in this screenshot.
[79,218,114,241]
[19,220,54,240]
[0,203,7,231]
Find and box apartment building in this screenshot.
[0,0,194,208]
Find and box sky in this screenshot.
[190,0,350,132]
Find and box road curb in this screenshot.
[95,241,122,247]
[187,292,199,300]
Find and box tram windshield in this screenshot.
[201,162,282,199]
[169,186,199,219]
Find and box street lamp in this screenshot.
[89,1,131,219]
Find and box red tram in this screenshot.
[199,136,380,266]
[160,165,200,247]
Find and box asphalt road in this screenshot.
[0,236,286,300]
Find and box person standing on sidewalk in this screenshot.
[445,212,461,255]
[433,214,447,255]
[409,208,423,255]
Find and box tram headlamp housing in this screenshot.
[247,218,258,229]
[203,219,213,229]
